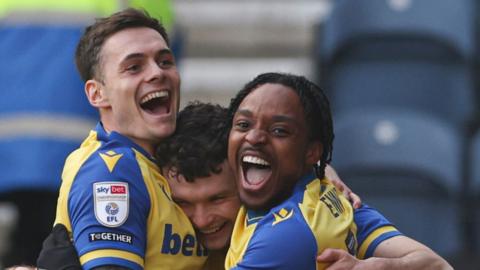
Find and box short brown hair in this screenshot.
[75,8,170,82]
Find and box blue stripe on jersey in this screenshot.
[354,204,402,258]
[83,257,142,270]
[364,230,402,258]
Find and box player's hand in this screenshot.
[325,165,362,209]
[36,224,82,270]
[317,248,361,270]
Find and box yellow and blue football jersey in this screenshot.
[225,172,400,270]
[54,123,207,270]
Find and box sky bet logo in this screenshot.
[96,185,126,194]
[161,224,207,257]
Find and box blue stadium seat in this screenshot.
[317,0,476,129]
[470,130,480,253]
[0,25,97,193]
[332,109,463,258]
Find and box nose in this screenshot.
[146,60,164,83]
[190,205,214,229]
[245,128,267,145]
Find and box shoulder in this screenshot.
[247,207,317,263]
[67,143,152,220]
[73,143,145,186]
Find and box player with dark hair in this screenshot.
[157,101,230,182]
[225,72,452,269]
[157,101,236,269]
[51,8,206,270]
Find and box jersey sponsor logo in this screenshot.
[94,182,129,227]
[272,208,294,226]
[89,232,133,244]
[320,188,345,218]
[161,224,208,257]
[99,150,123,173]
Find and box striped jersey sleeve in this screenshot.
[66,145,150,269]
[354,204,402,259]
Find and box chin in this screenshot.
[239,192,272,210]
[153,126,176,140]
[202,238,229,251]
[245,198,283,212]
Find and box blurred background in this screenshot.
[0,0,479,269]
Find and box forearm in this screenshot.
[361,249,453,270]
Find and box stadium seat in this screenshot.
[316,0,476,129]
[469,130,480,253]
[0,23,97,266]
[0,25,97,193]
[331,109,464,259]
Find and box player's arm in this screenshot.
[317,205,453,269]
[317,236,452,270]
[62,150,150,270]
[37,224,134,270]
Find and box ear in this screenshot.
[85,79,110,108]
[306,140,322,166]
[166,166,179,181]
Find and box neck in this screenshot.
[101,122,155,156]
[203,248,228,270]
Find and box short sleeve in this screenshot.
[68,148,150,270]
[354,204,403,259]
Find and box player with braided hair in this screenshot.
[227,72,334,180]
[225,72,452,270]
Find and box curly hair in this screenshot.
[156,101,229,182]
[75,8,170,82]
[227,72,334,179]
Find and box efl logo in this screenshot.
[111,185,126,194]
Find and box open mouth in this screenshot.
[242,155,272,186]
[139,90,170,115]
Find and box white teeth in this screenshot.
[242,155,270,166]
[200,225,222,234]
[140,91,168,104]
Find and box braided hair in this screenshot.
[227,72,334,179]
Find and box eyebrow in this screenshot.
[235,109,253,117]
[121,48,173,63]
[235,109,297,124]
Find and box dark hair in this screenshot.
[227,72,334,179]
[156,101,229,182]
[75,8,170,82]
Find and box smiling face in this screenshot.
[228,83,321,210]
[165,161,240,251]
[87,27,180,154]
